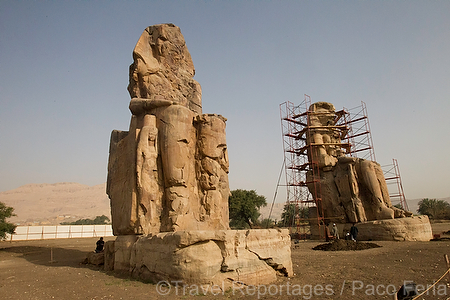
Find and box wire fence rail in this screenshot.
[5,224,113,241]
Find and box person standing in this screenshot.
[331,223,339,239]
[350,223,358,241]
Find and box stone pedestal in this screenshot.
[106,229,292,286]
[114,235,139,274]
[104,240,115,271]
[342,215,433,241]
[310,215,432,241]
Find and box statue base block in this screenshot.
[310,216,432,241]
[107,229,293,286]
[343,215,433,241]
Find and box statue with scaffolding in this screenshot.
[280,96,431,241]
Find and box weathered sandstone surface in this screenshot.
[108,229,292,286]
[105,23,292,285]
[343,216,433,241]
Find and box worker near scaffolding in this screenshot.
[331,223,339,239]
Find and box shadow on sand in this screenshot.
[0,244,99,268]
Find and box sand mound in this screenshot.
[313,239,381,251]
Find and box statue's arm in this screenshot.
[129,97,173,115]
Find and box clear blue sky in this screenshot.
[1,1,449,202]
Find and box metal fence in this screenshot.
[5,224,113,241]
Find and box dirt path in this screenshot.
[2,224,450,300]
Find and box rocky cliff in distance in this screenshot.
[0,182,110,225]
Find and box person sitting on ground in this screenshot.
[95,237,105,253]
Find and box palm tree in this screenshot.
[417,198,450,219]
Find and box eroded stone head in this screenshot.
[127,23,202,114]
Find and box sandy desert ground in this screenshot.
[1,222,450,300]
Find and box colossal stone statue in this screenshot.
[105,24,293,286]
[305,102,412,224]
[107,24,229,235]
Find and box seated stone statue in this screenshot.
[107,24,230,235]
[306,102,412,224]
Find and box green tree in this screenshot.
[393,203,403,210]
[261,218,275,228]
[229,189,267,229]
[280,203,309,227]
[281,203,296,227]
[93,215,111,224]
[61,215,110,225]
[0,201,17,240]
[417,198,450,220]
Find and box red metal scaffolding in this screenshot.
[280,97,313,237]
[339,101,376,161]
[382,158,409,211]
[280,97,377,239]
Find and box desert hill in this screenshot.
[1,181,447,226]
[0,182,110,225]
